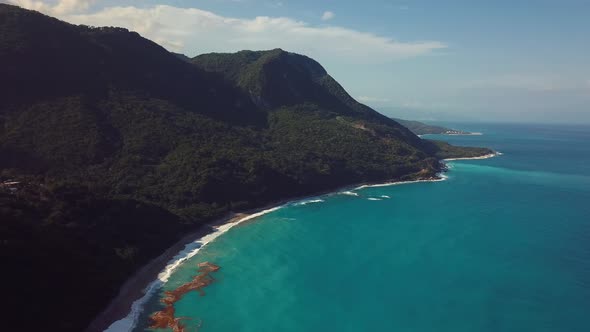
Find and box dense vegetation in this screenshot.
[393,118,470,135]
[426,140,492,159]
[0,4,492,331]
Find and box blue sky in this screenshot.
[8,0,590,123]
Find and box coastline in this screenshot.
[88,188,350,332]
[89,152,500,332]
[88,206,286,332]
[443,152,501,161]
[354,175,447,190]
[446,132,483,136]
[417,132,483,138]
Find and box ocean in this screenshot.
[132,123,590,332]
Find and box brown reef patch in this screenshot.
[149,262,220,332]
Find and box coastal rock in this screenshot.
[149,262,220,332]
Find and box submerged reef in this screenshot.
[150,262,220,332]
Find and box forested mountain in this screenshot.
[0,4,492,331]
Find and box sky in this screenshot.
[5,0,590,123]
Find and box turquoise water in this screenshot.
[136,123,590,332]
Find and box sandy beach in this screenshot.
[85,213,240,332]
[86,204,288,332]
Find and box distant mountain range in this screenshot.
[0,4,492,331]
[392,118,475,135]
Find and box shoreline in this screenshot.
[443,152,501,161]
[418,132,483,137]
[89,152,500,332]
[354,175,447,190]
[445,132,483,136]
[89,205,287,332]
[88,186,360,332]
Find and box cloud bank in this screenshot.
[9,1,446,63]
[11,0,94,15]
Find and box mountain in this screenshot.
[193,50,413,125]
[0,4,492,331]
[393,118,472,135]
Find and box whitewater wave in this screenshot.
[367,197,382,201]
[380,195,391,199]
[340,191,359,196]
[355,176,447,190]
[447,132,483,136]
[104,206,284,332]
[295,199,325,206]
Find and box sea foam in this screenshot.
[355,176,447,190]
[295,199,325,206]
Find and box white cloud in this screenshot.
[52,0,94,14]
[10,2,445,63]
[10,0,94,15]
[321,11,334,21]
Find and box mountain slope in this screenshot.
[0,4,261,125]
[192,49,490,160]
[193,49,421,143]
[0,4,492,331]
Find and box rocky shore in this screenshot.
[149,262,220,332]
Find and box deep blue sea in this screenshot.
[135,123,590,332]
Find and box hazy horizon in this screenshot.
[6,0,589,124]
[378,107,590,126]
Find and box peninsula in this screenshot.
[393,118,482,136]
